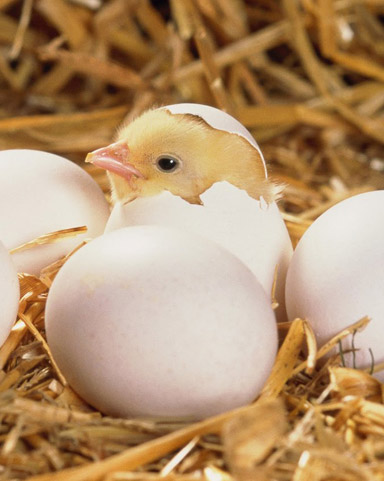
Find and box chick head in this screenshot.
[86,106,278,205]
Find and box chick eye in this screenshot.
[156,156,180,173]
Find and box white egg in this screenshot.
[46,225,278,419]
[106,182,292,321]
[285,191,384,377]
[0,240,20,346]
[0,149,110,275]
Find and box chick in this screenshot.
[86,106,279,205]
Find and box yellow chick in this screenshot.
[86,105,279,205]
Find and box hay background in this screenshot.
[1,0,384,480]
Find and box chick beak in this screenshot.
[86,140,145,186]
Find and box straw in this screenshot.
[0,1,384,480]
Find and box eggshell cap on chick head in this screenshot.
[162,104,268,178]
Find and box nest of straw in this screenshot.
[1,0,384,480]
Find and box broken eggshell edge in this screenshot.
[105,181,293,322]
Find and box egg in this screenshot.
[45,225,278,419]
[0,239,20,346]
[0,149,110,276]
[285,191,384,377]
[106,182,293,321]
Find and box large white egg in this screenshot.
[0,239,19,346]
[45,225,278,419]
[285,191,384,377]
[106,182,292,321]
[0,149,110,276]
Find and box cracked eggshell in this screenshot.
[0,149,110,276]
[45,225,278,419]
[163,103,267,176]
[0,239,19,347]
[105,182,293,321]
[285,191,384,379]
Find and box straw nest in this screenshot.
[1,0,384,480]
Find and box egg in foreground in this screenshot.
[106,182,293,321]
[0,149,110,275]
[46,226,278,419]
[285,191,384,378]
[0,240,19,346]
